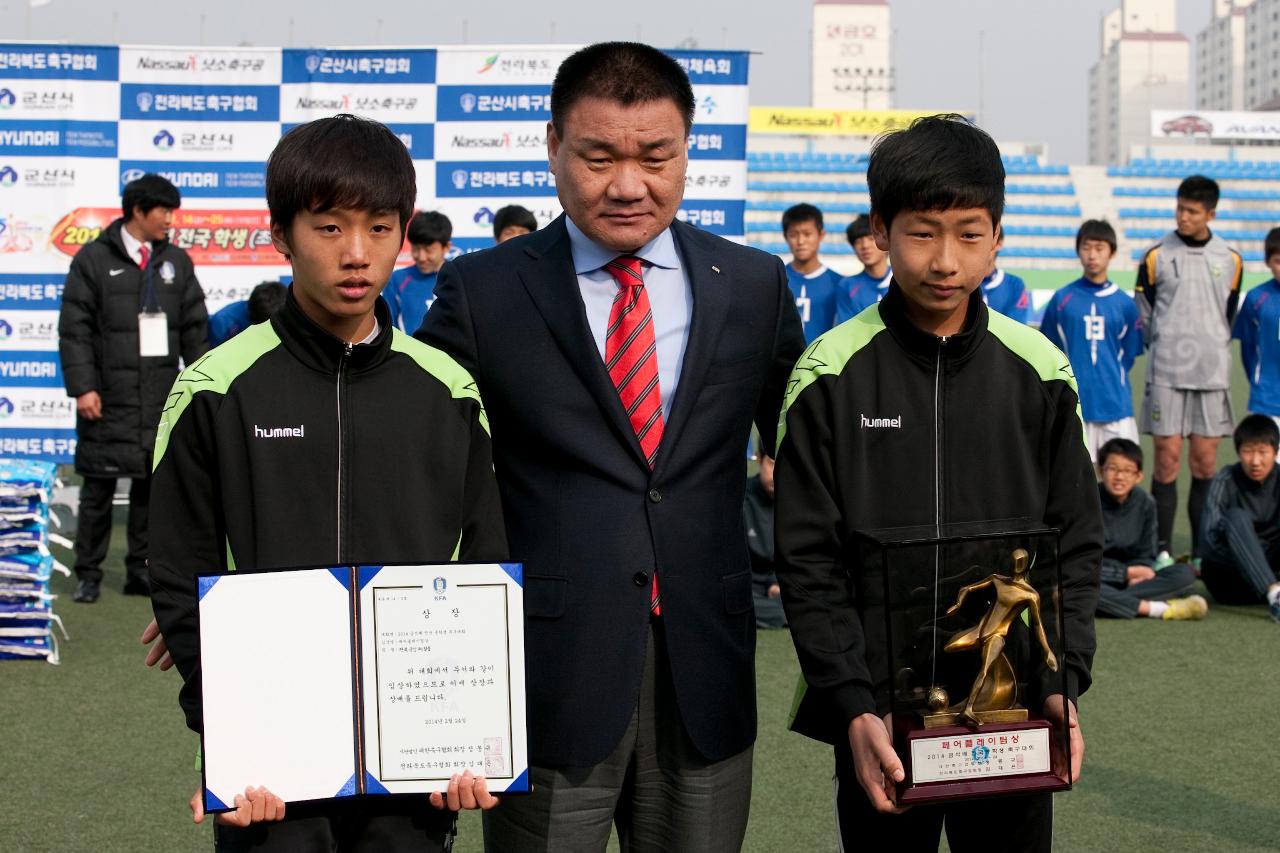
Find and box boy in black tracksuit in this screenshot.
[1197,414,1280,621]
[775,116,1102,852]
[149,115,506,851]
[1094,437,1205,620]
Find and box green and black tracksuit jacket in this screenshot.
[774,283,1102,744]
[149,292,507,733]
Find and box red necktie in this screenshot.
[604,254,664,616]
[138,244,150,270]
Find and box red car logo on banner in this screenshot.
[1161,115,1213,136]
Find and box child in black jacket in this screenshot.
[775,115,1102,851]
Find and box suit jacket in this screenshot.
[419,215,805,766]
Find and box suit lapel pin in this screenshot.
[711,265,721,274]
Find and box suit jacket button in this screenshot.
[633,571,649,587]
[647,488,662,503]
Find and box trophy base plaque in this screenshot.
[896,718,1067,805]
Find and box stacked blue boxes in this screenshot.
[0,460,65,664]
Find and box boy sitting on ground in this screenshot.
[1094,438,1206,620]
[1198,414,1280,622]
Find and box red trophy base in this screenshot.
[894,717,1068,805]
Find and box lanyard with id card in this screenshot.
[138,252,169,357]
[139,312,169,357]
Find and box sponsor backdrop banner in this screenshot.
[0,43,750,463]
[1151,109,1280,141]
[748,106,951,136]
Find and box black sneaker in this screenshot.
[123,575,151,596]
[73,579,101,603]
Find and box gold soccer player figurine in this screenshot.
[925,548,1058,728]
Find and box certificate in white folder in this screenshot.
[197,563,528,812]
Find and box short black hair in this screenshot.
[493,205,538,240]
[1177,175,1220,210]
[1234,414,1280,451]
[1264,226,1280,262]
[266,114,415,239]
[121,173,180,221]
[783,203,824,234]
[846,214,873,245]
[407,210,452,247]
[550,42,695,135]
[248,281,287,325]
[867,114,1004,232]
[1098,437,1142,470]
[1076,219,1117,253]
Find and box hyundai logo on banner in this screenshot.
[0,166,16,187]
[0,120,117,158]
[119,161,266,198]
[460,93,477,114]
[153,129,175,150]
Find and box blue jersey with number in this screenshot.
[834,268,892,325]
[1232,278,1280,416]
[785,264,843,342]
[383,266,439,334]
[1040,278,1143,422]
[982,269,1031,324]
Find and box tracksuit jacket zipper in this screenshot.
[337,341,351,563]
[934,336,946,535]
[337,339,363,787]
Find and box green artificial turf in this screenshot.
[2,354,1275,852]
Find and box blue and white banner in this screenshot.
[0,41,750,463]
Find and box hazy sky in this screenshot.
[2,0,1212,163]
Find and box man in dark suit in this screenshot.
[420,42,804,852]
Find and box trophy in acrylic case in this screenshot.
[856,521,1072,805]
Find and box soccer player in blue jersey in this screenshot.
[1233,227,1280,430]
[1041,219,1143,461]
[207,281,287,347]
[783,203,843,341]
[834,214,892,324]
[384,209,451,334]
[981,232,1030,323]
